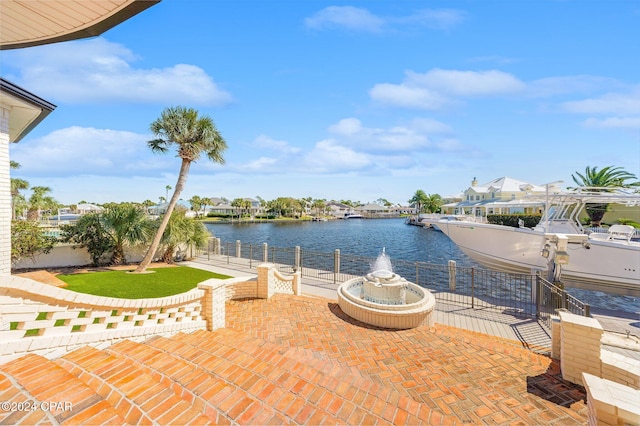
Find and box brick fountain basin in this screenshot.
[337,270,436,329]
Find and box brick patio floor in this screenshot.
[225,295,588,424]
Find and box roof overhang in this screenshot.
[0,78,56,142]
[0,0,160,50]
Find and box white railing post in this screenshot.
[448,260,456,291]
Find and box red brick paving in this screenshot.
[224,295,587,424]
[0,294,587,425]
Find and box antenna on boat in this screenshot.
[543,180,563,230]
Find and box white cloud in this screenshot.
[305,6,464,33]
[527,75,619,98]
[562,90,640,115]
[409,118,453,134]
[392,9,465,30]
[242,157,280,171]
[370,68,525,109]
[408,69,525,96]
[582,117,640,129]
[327,117,451,153]
[303,139,373,172]
[6,38,232,105]
[252,135,302,154]
[9,126,170,177]
[305,6,385,32]
[369,83,451,110]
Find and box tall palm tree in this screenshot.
[135,106,227,273]
[571,165,640,226]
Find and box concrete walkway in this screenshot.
[184,255,555,354]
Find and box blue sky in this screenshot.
[3,0,639,206]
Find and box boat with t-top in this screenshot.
[436,187,640,295]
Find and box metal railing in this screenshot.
[536,274,590,329]
[209,238,589,327]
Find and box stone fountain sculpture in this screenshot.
[337,249,435,329]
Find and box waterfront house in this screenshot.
[326,201,352,218]
[441,176,548,220]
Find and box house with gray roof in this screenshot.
[441,176,550,219]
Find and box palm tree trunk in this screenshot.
[134,160,191,273]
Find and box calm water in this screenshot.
[204,219,638,313]
[205,218,475,266]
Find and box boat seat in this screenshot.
[607,224,635,241]
[588,232,610,241]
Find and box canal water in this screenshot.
[204,218,639,313]
[205,218,473,266]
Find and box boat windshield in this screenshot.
[535,187,640,233]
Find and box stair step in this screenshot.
[57,345,214,425]
[0,353,125,425]
[107,336,290,424]
[147,328,416,424]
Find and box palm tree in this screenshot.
[571,166,640,226]
[102,204,154,265]
[10,161,29,220]
[311,199,326,217]
[165,185,172,201]
[231,198,244,219]
[135,106,227,273]
[408,190,429,214]
[189,195,203,217]
[27,186,58,221]
[200,197,210,216]
[424,193,443,213]
[159,211,209,263]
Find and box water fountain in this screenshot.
[337,249,435,329]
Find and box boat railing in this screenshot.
[585,226,640,240]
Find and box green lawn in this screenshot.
[58,266,231,299]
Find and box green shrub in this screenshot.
[255,215,276,219]
[11,220,57,266]
[616,218,640,228]
[487,214,542,228]
[206,212,233,218]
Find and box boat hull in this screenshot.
[438,220,640,295]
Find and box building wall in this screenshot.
[0,107,10,275]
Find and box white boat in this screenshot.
[343,213,364,219]
[437,188,640,295]
[419,213,475,231]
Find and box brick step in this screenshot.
[105,337,287,425]
[151,328,437,424]
[56,345,214,425]
[0,353,126,425]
